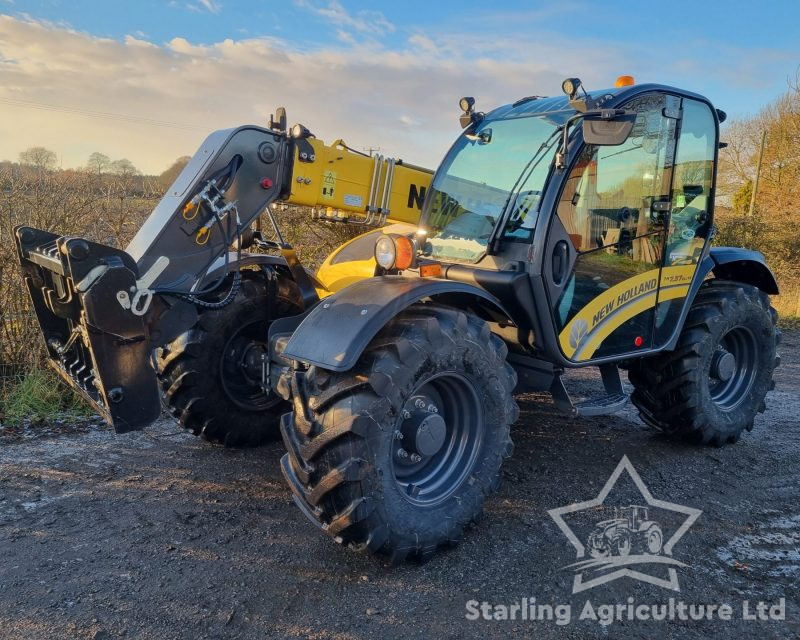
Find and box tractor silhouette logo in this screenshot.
[586,505,663,558]
[548,456,702,592]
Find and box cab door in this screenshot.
[548,93,680,362]
[652,97,718,347]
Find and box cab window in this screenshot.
[556,93,677,260]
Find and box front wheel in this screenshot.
[629,280,779,446]
[157,270,302,447]
[280,304,518,563]
[642,523,663,555]
[614,533,632,557]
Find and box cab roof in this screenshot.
[486,83,716,123]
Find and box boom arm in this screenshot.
[14,111,433,431]
[286,137,432,227]
[125,123,432,296]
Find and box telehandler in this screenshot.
[16,76,780,563]
[16,109,432,446]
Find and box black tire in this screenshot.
[629,280,779,446]
[157,270,302,447]
[280,304,518,563]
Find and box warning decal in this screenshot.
[322,170,336,199]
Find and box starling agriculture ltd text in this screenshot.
[465,597,787,627]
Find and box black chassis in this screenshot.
[281,83,779,392]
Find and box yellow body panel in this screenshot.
[314,223,417,294]
[283,135,431,297]
[287,138,432,225]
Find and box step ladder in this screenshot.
[551,363,629,417]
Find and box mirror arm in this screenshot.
[556,113,584,170]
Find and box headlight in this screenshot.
[374,234,415,271]
[374,235,397,269]
[290,123,310,139]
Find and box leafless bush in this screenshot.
[0,163,160,383]
[0,164,362,388]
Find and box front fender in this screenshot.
[199,251,325,306]
[281,276,511,372]
[198,251,288,287]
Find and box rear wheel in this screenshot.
[157,270,302,447]
[629,280,779,446]
[280,304,518,563]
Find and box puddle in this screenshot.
[716,513,800,578]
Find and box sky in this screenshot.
[1,0,799,174]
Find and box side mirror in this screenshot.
[582,112,635,146]
[270,106,287,133]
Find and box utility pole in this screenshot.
[748,130,766,217]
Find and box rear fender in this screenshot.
[705,247,779,295]
[281,276,512,372]
[659,247,778,352]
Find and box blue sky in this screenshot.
[1,1,798,172]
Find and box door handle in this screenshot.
[552,240,569,286]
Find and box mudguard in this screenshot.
[281,276,511,372]
[200,250,323,308]
[199,251,289,285]
[654,247,779,354]
[705,247,779,295]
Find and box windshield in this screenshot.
[420,114,561,263]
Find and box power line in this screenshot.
[0,96,210,132]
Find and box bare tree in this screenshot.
[87,152,111,175]
[159,156,191,189]
[18,146,57,171]
[109,158,139,177]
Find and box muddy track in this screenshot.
[0,332,797,639]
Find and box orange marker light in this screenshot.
[394,235,414,270]
[419,263,442,278]
[615,75,635,87]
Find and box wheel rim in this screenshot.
[708,326,759,411]
[391,372,484,507]
[617,536,631,556]
[219,319,281,412]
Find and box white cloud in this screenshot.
[0,13,782,176]
[124,34,158,49]
[196,0,222,13]
[294,0,394,36]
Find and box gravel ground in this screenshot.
[0,332,797,640]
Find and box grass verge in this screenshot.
[1,369,91,425]
[778,316,800,331]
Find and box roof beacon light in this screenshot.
[615,75,635,88]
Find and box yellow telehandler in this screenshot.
[16,76,780,562]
